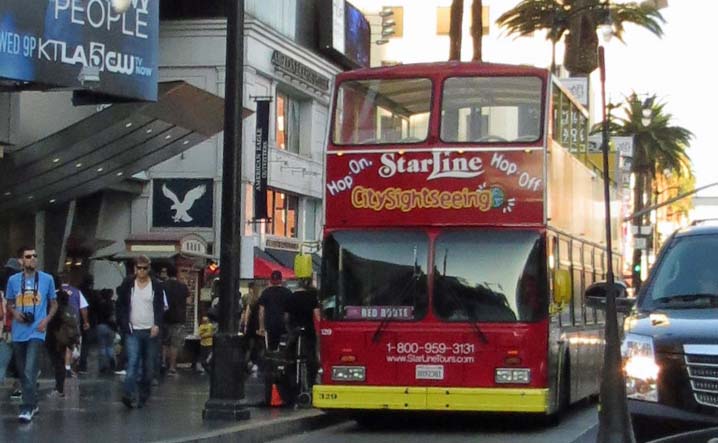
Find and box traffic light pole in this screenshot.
[203,0,250,421]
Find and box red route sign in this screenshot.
[325,149,545,227]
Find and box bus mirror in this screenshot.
[586,282,635,313]
[553,269,571,305]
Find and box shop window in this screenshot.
[266,189,298,238]
[276,91,300,154]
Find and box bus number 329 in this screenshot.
[386,342,475,355]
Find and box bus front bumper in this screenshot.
[313,385,549,412]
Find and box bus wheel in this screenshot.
[544,356,570,427]
[558,358,571,414]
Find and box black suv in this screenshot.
[623,222,718,435]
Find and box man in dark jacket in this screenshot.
[115,255,165,409]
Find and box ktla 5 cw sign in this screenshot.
[0,0,158,101]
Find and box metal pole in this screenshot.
[596,45,635,443]
[203,0,250,421]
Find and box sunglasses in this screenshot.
[24,254,38,259]
[136,266,149,271]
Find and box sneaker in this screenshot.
[114,369,127,375]
[121,395,135,409]
[66,369,74,378]
[47,390,65,399]
[18,409,31,422]
[10,389,22,400]
[167,369,177,376]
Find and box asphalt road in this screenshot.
[269,401,599,443]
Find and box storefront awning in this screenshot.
[265,248,321,275]
[0,81,251,213]
[254,247,295,279]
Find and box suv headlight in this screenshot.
[621,333,659,402]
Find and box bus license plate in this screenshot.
[416,365,444,380]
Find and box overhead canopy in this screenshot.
[0,81,251,213]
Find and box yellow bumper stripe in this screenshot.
[313,385,549,412]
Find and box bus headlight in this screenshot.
[495,368,531,384]
[331,366,366,381]
[621,333,659,402]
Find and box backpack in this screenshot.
[53,306,80,348]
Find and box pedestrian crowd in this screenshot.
[0,247,194,422]
[0,244,319,423]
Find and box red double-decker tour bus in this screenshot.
[313,62,621,420]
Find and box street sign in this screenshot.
[612,136,634,157]
[634,237,648,249]
[631,225,652,235]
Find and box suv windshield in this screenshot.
[433,230,547,322]
[321,230,429,321]
[644,234,718,309]
[333,78,431,145]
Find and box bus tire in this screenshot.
[558,357,571,414]
[544,354,570,427]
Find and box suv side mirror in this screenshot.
[586,281,635,314]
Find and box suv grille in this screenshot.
[685,346,718,409]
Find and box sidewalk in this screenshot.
[0,369,340,443]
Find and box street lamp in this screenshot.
[203,0,250,421]
[596,22,636,443]
[631,93,656,289]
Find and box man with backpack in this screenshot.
[46,275,80,398]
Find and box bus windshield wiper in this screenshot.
[371,276,417,343]
[372,246,420,344]
[655,293,718,307]
[441,249,488,344]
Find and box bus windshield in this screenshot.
[333,78,432,145]
[433,230,546,322]
[440,76,543,143]
[321,230,429,321]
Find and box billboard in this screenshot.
[0,0,158,101]
[319,0,370,69]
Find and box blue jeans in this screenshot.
[96,324,115,371]
[13,339,43,410]
[123,330,158,402]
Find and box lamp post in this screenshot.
[596,43,636,443]
[631,93,656,289]
[203,0,250,421]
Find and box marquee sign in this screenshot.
[0,0,158,101]
[325,149,545,227]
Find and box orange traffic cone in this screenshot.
[270,384,283,407]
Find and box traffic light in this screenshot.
[376,7,395,45]
[633,263,641,274]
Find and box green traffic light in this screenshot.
[633,264,641,273]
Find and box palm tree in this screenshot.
[449,0,464,61]
[597,93,693,288]
[449,0,484,61]
[496,0,664,74]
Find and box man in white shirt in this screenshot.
[115,255,164,409]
